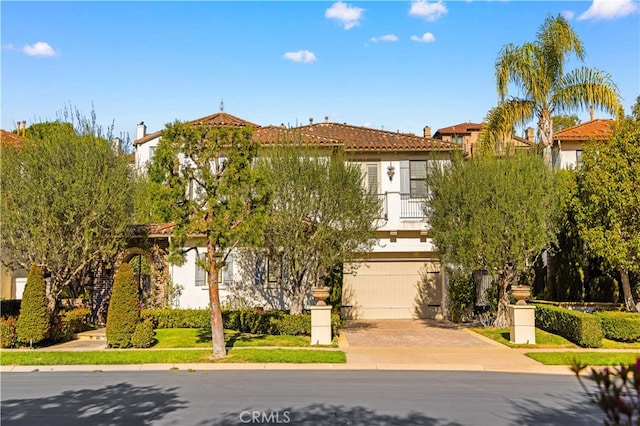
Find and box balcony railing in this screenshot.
[374,193,388,220]
[400,193,427,219]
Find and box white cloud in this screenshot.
[22,41,56,57]
[561,10,575,20]
[578,0,638,20]
[411,32,436,43]
[409,1,447,22]
[325,2,364,30]
[369,34,399,43]
[283,50,317,63]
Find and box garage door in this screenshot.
[342,260,442,320]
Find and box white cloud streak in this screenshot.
[578,0,638,20]
[409,1,447,22]
[325,2,364,30]
[369,34,399,43]
[411,33,436,43]
[283,50,317,63]
[22,41,57,57]
[561,10,576,20]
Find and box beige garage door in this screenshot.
[342,261,442,320]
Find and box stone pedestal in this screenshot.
[310,305,332,345]
[508,304,536,344]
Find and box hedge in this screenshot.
[106,263,140,348]
[534,304,603,348]
[141,308,343,337]
[595,311,640,342]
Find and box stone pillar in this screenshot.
[310,305,332,345]
[508,305,536,344]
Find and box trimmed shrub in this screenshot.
[272,314,311,336]
[534,304,603,348]
[224,308,279,334]
[1,300,21,318]
[106,263,140,348]
[0,316,18,348]
[46,307,92,344]
[142,309,210,329]
[16,265,50,347]
[595,311,640,342]
[131,320,156,348]
[448,271,476,323]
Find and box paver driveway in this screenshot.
[341,319,495,347]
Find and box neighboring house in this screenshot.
[133,112,459,319]
[553,119,614,169]
[0,127,28,300]
[433,122,535,156]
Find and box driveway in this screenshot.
[341,319,495,347]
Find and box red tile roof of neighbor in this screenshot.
[554,119,614,141]
[135,112,458,152]
[435,122,483,135]
[0,129,23,147]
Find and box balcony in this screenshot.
[400,193,427,219]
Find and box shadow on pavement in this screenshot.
[1,382,187,426]
[508,395,602,426]
[196,404,464,425]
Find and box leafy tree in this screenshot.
[148,121,269,358]
[485,14,621,167]
[426,153,556,327]
[552,115,581,132]
[16,265,49,347]
[573,106,640,311]
[106,263,140,347]
[255,145,379,314]
[0,116,133,310]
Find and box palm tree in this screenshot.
[486,14,621,166]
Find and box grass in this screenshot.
[470,327,578,348]
[153,328,313,348]
[0,348,346,366]
[526,352,640,366]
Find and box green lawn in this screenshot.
[0,348,346,366]
[526,352,640,366]
[153,328,313,348]
[470,327,578,348]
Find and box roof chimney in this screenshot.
[325,116,329,123]
[309,117,313,125]
[589,105,594,121]
[526,127,535,143]
[137,121,147,140]
[22,120,26,138]
[423,126,431,138]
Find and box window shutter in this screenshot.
[400,160,409,194]
[223,252,233,285]
[367,164,379,194]
[254,254,266,286]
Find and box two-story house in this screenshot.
[133,112,458,319]
[433,122,535,156]
[552,119,614,169]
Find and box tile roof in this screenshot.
[435,122,483,136]
[0,129,23,147]
[134,112,260,146]
[271,122,457,152]
[253,126,342,146]
[554,119,614,141]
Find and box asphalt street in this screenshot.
[1,370,602,426]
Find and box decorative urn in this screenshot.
[511,285,532,306]
[312,286,330,306]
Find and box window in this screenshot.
[409,160,428,198]
[195,252,225,286]
[366,163,379,195]
[149,146,157,159]
[267,255,282,283]
[576,150,583,169]
[451,135,463,143]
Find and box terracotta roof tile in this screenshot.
[0,129,23,147]
[253,126,342,146]
[554,119,614,141]
[271,122,457,152]
[133,130,161,146]
[435,122,483,136]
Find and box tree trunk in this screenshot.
[544,249,557,301]
[620,268,638,312]
[289,289,305,315]
[494,278,512,328]
[207,239,226,358]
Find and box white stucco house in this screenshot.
[133,111,458,319]
[553,119,614,170]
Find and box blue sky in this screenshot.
[2,1,639,140]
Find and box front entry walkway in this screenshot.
[339,319,552,372]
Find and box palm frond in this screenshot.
[480,100,535,154]
[553,67,622,116]
[496,43,542,102]
[538,14,585,82]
